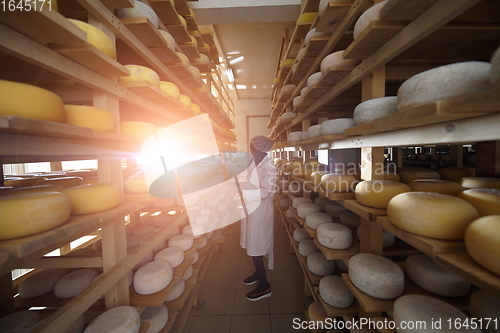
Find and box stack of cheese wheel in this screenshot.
[408,179,464,196]
[119,65,160,87]
[459,188,500,216]
[121,121,157,140]
[353,0,388,39]
[54,268,98,298]
[319,275,354,308]
[321,118,355,135]
[465,215,500,276]
[67,19,116,59]
[387,192,480,240]
[320,173,357,192]
[355,180,411,208]
[349,253,404,299]
[115,0,159,28]
[62,183,121,215]
[437,167,475,181]
[320,51,360,77]
[317,222,352,250]
[353,96,398,125]
[397,168,440,184]
[406,254,471,297]
[307,252,335,276]
[84,305,141,333]
[0,80,65,122]
[133,261,173,295]
[459,177,500,190]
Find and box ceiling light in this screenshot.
[229,56,244,65]
[236,85,247,89]
[226,68,234,83]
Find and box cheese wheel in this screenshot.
[321,118,355,135]
[301,131,310,141]
[292,96,303,109]
[67,19,116,59]
[120,121,156,140]
[193,54,209,65]
[319,275,354,308]
[292,197,312,208]
[387,192,480,240]
[124,176,149,194]
[0,184,65,196]
[307,252,336,276]
[0,311,41,333]
[158,29,175,50]
[0,80,65,122]
[314,195,331,210]
[339,212,361,228]
[408,179,464,196]
[306,212,333,230]
[140,305,168,333]
[353,96,398,125]
[320,51,360,76]
[459,177,500,190]
[154,247,184,268]
[288,131,303,142]
[308,302,328,323]
[18,268,70,298]
[307,72,323,87]
[27,315,85,333]
[182,224,203,239]
[398,169,441,184]
[297,12,317,24]
[191,103,201,114]
[397,61,493,112]
[305,27,329,46]
[281,84,296,94]
[139,234,165,253]
[168,234,194,251]
[353,1,388,39]
[133,251,154,271]
[459,188,500,216]
[465,215,500,275]
[349,253,404,299]
[178,14,187,29]
[320,174,357,192]
[307,124,323,138]
[394,295,481,333]
[406,254,470,297]
[133,261,173,295]
[492,45,500,86]
[356,180,410,209]
[63,183,121,215]
[54,268,98,298]
[317,222,352,250]
[293,228,310,242]
[0,191,71,240]
[176,52,190,66]
[325,200,350,218]
[298,239,320,257]
[183,264,194,281]
[310,171,330,186]
[165,279,185,302]
[115,0,159,28]
[469,290,500,333]
[178,94,192,109]
[159,81,180,100]
[189,250,199,264]
[83,306,140,333]
[280,198,290,207]
[297,203,321,219]
[63,104,115,132]
[437,167,475,181]
[126,234,141,250]
[119,65,160,87]
[296,47,307,62]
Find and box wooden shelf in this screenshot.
[316,1,354,33]
[314,236,360,261]
[342,200,387,222]
[314,287,360,317]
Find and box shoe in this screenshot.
[243,272,259,285]
[246,284,272,301]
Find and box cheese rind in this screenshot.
[306,212,333,230]
[298,239,320,257]
[64,105,116,132]
[398,169,441,184]
[62,183,121,215]
[133,261,173,295]
[19,268,70,298]
[317,223,352,250]
[168,234,194,251]
[54,268,99,299]
[320,174,357,192]
[119,65,160,87]
[459,188,500,216]
[292,197,312,208]
[353,1,388,39]
[293,228,310,242]
[115,0,159,28]
[465,215,500,276]
[140,305,169,333]
[353,96,398,125]
[408,179,464,196]
[0,310,41,333]
[307,252,336,276]
[297,203,321,219]
[154,247,184,268]
[355,180,411,209]
[459,177,500,190]
[83,305,140,333]
[319,275,355,308]
[67,19,116,59]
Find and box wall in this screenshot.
[234,98,272,152]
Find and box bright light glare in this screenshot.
[229,56,244,64]
[227,51,240,55]
[236,85,247,89]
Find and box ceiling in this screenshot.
[189,0,300,99]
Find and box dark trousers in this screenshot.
[252,255,269,288]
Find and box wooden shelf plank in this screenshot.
[314,236,360,261]
[316,1,354,33]
[314,287,360,317]
[119,81,185,110]
[303,223,317,238]
[159,311,178,333]
[148,0,181,26]
[343,200,387,222]
[179,43,201,59]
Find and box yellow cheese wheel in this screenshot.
[398,168,441,184]
[158,29,175,50]
[178,14,187,29]
[38,176,83,188]
[124,176,149,194]
[199,28,214,38]
[297,12,317,24]
[387,192,480,240]
[189,65,202,79]
[437,167,475,181]
[356,180,411,209]
[176,52,190,66]
[193,54,210,64]
[120,121,156,140]
[459,177,500,190]
[63,183,121,215]
[280,59,294,67]
[159,81,180,100]
[294,167,313,179]
[3,177,47,187]
[0,184,65,197]
[179,94,192,109]
[459,189,500,216]
[465,215,500,275]
[119,65,160,87]
[0,80,65,122]
[80,177,99,185]
[320,174,357,192]
[0,192,71,240]
[64,105,116,132]
[191,103,201,114]
[310,171,330,186]
[67,19,116,59]
[308,301,328,322]
[408,179,464,196]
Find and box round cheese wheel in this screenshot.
[288,131,303,142]
[64,105,115,132]
[307,252,336,276]
[176,52,190,66]
[193,54,210,65]
[0,184,65,196]
[54,268,98,298]
[281,113,297,121]
[183,264,194,281]
[339,212,361,228]
[305,27,328,46]
[297,203,321,219]
[353,96,398,125]
[321,118,355,135]
[397,61,493,112]
[317,222,352,250]
[491,45,500,86]
[301,131,310,141]
[459,188,500,216]
[115,0,159,28]
[394,295,481,333]
[158,29,175,50]
[310,171,330,186]
[182,224,204,239]
[281,84,296,94]
[320,51,360,75]
[119,65,160,87]
[308,302,328,323]
[120,121,156,140]
[132,251,154,271]
[437,167,475,181]
[139,234,165,253]
[408,179,464,196]
[388,192,480,240]
[19,268,70,298]
[27,315,85,333]
[292,197,312,208]
[465,215,500,275]
[349,253,404,299]
[459,177,500,190]
[314,195,331,210]
[124,176,149,194]
[297,12,317,24]
[165,279,186,302]
[296,47,307,62]
[140,305,168,333]
[353,1,388,39]
[469,290,500,333]
[154,247,184,268]
[319,275,354,308]
[307,72,323,87]
[320,174,357,192]
[286,209,296,221]
[83,305,140,333]
[298,239,320,257]
[0,191,71,240]
[178,14,187,29]
[292,96,303,108]
[406,253,470,297]
[67,19,116,59]
[293,228,310,242]
[0,80,65,122]
[398,169,441,184]
[133,261,173,295]
[356,180,411,209]
[63,183,121,215]
[307,124,323,138]
[159,81,180,100]
[168,234,194,251]
[127,235,141,250]
[325,200,350,218]
[179,94,192,109]
[0,311,41,333]
[280,198,290,207]
[306,212,333,230]
[280,58,294,67]
[189,250,199,264]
